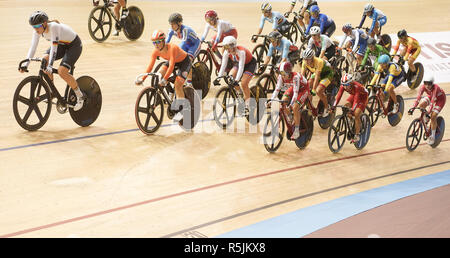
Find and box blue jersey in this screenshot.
[267,38,292,59]
[166,25,201,58]
[259,11,288,30]
[359,8,387,34]
[305,13,334,35]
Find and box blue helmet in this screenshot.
[310,5,320,14]
[378,54,390,64]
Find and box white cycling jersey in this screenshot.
[26,22,77,67]
[200,19,234,44]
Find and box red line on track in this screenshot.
[1,139,449,238]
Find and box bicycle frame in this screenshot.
[202,41,222,73]
[94,0,121,23]
[270,99,309,137]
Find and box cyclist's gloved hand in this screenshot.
[159,78,168,87]
[310,89,316,96]
[408,108,414,115]
[135,77,144,86]
[213,78,221,86]
[258,64,267,73]
[19,63,29,73]
[284,12,291,18]
[45,65,53,74]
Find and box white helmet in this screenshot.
[423,74,435,84]
[310,26,321,36]
[302,48,315,59]
[261,2,272,12]
[222,36,237,48]
[364,3,374,13]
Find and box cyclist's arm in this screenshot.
[358,14,366,28]
[166,29,174,43]
[305,18,314,35]
[200,23,210,42]
[429,85,439,112]
[369,12,378,34]
[352,87,361,111]
[290,76,301,106]
[379,44,389,55]
[235,50,247,82]
[217,50,229,78]
[281,40,291,59]
[319,15,326,34]
[143,50,158,80]
[215,20,223,44]
[370,66,382,85]
[333,85,344,107]
[391,40,400,55]
[164,46,178,81]
[352,31,360,53]
[259,15,266,30]
[413,85,425,108]
[48,25,60,68]
[360,49,370,68]
[271,75,283,100]
[25,31,40,66]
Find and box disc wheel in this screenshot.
[88,6,112,43]
[123,6,145,41]
[135,87,164,134]
[12,76,52,131]
[196,49,213,77]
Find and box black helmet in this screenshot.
[168,13,183,24]
[367,37,377,46]
[268,30,282,41]
[397,29,407,38]
[29,11,48,26]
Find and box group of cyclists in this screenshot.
[19,0,446,146]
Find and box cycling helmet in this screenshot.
[168,13,183,24]
[310,5,320,14]
[205,10,218,20]
[367,37,377,46]
[261,2,272,12]
[341,73,354,86]
[268,30,283,41]
[279,61,293,75]
[342,23,352,33]
[423,74,435,85]
[397,29,408,38]
[222,36,237,49]
[151,30,166,41]
[378,54,390,64]
[310,26,321,36]
[302,48,315,59]
[29,11,48,26]
[364,3,374,14]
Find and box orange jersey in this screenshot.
[145,43,188,80]
[393,36,420,55]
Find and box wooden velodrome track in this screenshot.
[0,0,449,238]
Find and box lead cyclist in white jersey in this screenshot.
[19,11,85,111]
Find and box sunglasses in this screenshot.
[424,81,433,86]
[152,39,164,45]
[32,23,43,29]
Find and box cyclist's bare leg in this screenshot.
[408,56,417,73]
[58,66,79,91]
[292,102,301,127]
[240,73,252,102]
[430,111,438,131]
[354,106,362,135]
[174,77,186,99]
[316,84,328,108]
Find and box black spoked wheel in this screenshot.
[123,6,145,41]
[135,87,164,134]
[366,95,381,127]
[287,24,299,44]
[13,76,52,131]
[406,118,423,152]
[196,49,213,77]
[407,63,424,89]
[88,6,112,43]
[252,44,268,76]
[256,73,276,95]
[328,115,347,153]
[263,113,285,153]
[247,85,267,125]
[213,86,236,129]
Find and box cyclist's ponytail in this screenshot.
[48,19,60,24]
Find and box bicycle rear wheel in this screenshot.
[123,6,145,41]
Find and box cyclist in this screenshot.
[19,11,85,111]
[304,5,335,37]
[392,29,421,80]
[135,30,192,115]
[259,31,297,73]
[285,0,318,32]
[408,74,446,145]
[166,13,201,88]
[201,10,237,59]
[112,0,129,36]
[253,2,290,41]
[358,3,387,38]
[331,73,368,143]
[339,23,369,66]
[300,48,334,117]
[369,54,406,114]
[307,26,336,61]
[213,36,257,116]
[269,61,310,139]
[359,37,389,71]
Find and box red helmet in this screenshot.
[279,61,293,75]
[205,10,218,20]
[151,30,165,41]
